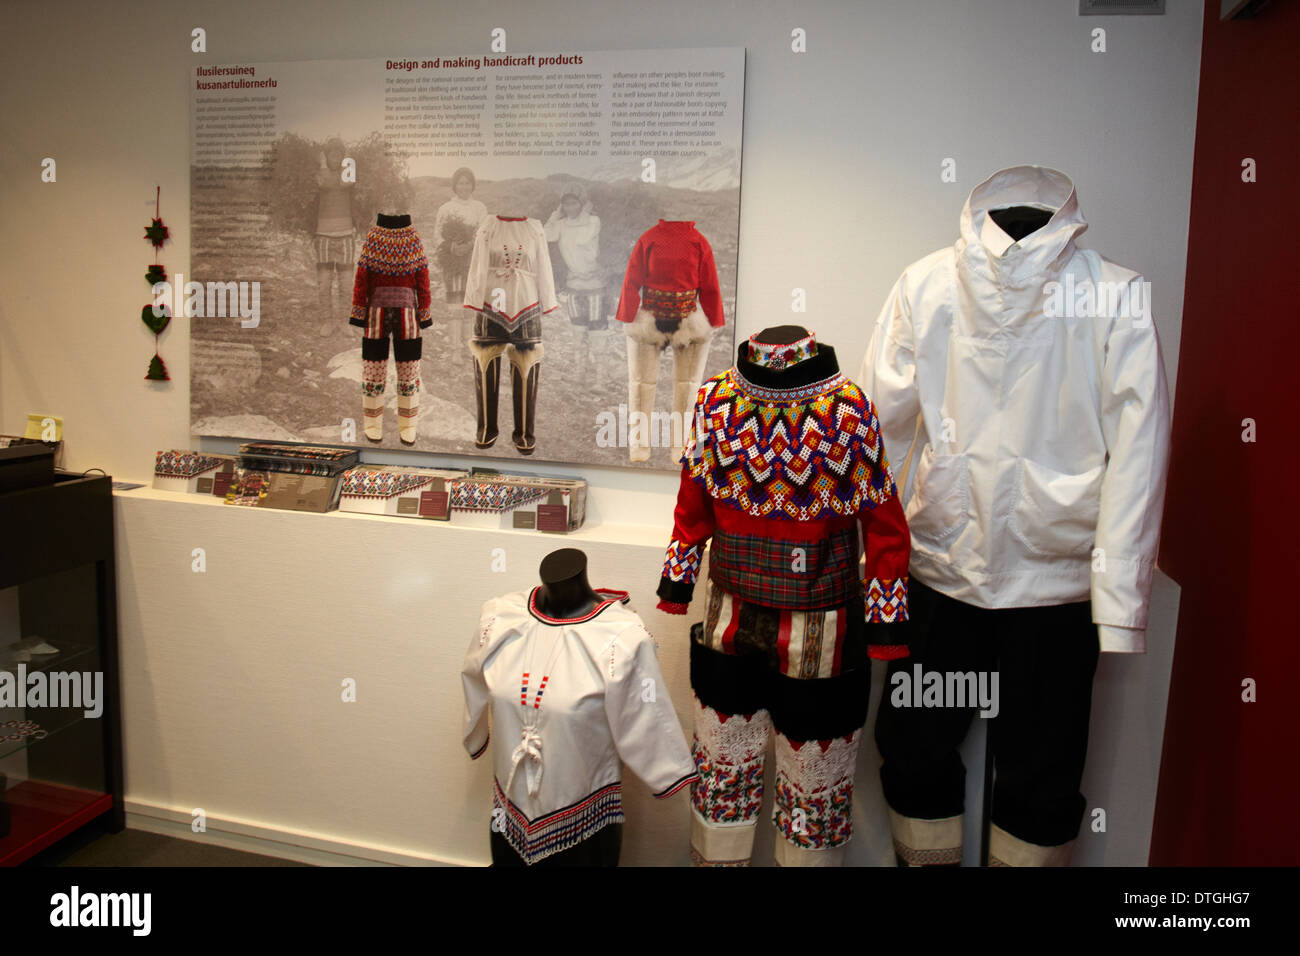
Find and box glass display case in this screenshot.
[0,472,123,864]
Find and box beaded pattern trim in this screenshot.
[356,225,428,276]
[681,369,896,520]
[155,449,226,478]
[644,286,699,320]
[493,777,625,865]
[340,469,433,499]
[732,367,848,404]
[748,333,816,370]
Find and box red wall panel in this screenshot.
[1152,0,1300,865]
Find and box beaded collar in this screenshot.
[732,367,847,404]
[527,587,629,625]
[747,332,817,370]
[730,342,846,403]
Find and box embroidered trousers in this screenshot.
[360,307,422,444]
[876,578,1099,866]
[468,312,542,455]
[688,628,871,867]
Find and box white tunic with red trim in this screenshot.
[461,587,697,864]
[462,215,559,332]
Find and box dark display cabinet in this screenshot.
[0,472,124,864]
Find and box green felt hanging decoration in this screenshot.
[145,353,169,382]
[142,186,171,381]
[141,303,171,336]
[144,217,169,249]
[141,303,171,380]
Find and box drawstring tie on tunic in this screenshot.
[506,724,544,797]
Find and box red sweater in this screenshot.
[657,346,910,659]
[349,222,432,328]
[616,220,725,327]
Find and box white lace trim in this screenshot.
[692,694,771,764]
[774,729,862,794]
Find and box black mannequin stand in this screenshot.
[536,548,602,619]
[752,324,811,347]
[988,206,1053,242]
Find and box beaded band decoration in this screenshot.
[747,331,817,370]
[643,287,699,321]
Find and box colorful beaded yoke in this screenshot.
[682,369,896,519]
[357,225,428,276]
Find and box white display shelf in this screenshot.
[110,480,668,548]
[107,479,1179,867]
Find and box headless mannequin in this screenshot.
[741,325,829,381]
[490,545,624,867]
[752,324,813,350]
[987,206,1053,242]
[535,548,602,619]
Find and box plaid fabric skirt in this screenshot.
[708,525,860,611]
[698,578,868,680]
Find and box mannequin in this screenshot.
[535,548,602,620]
[657,325,911,866]
[750,323,806,345]
[463,548,697,867]
[987,206,1053,242]
[859,165,1172,867]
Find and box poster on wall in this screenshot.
[186,48,744,469]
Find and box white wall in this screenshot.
[1,0,1201,865]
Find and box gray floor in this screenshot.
[28,825,310,867]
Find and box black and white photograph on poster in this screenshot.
[186,48,744,468]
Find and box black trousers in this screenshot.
[489,823,622,867]
[875,578,1099,848]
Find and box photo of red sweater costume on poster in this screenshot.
[656,326,911,866]
[617,219,726,462]
[348,213,432,445]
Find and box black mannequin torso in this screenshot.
[536,548,602,619]
[754,324,811,347]
[988,205,1053,242]
[377,213,412,228]
[737,325,840,389]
